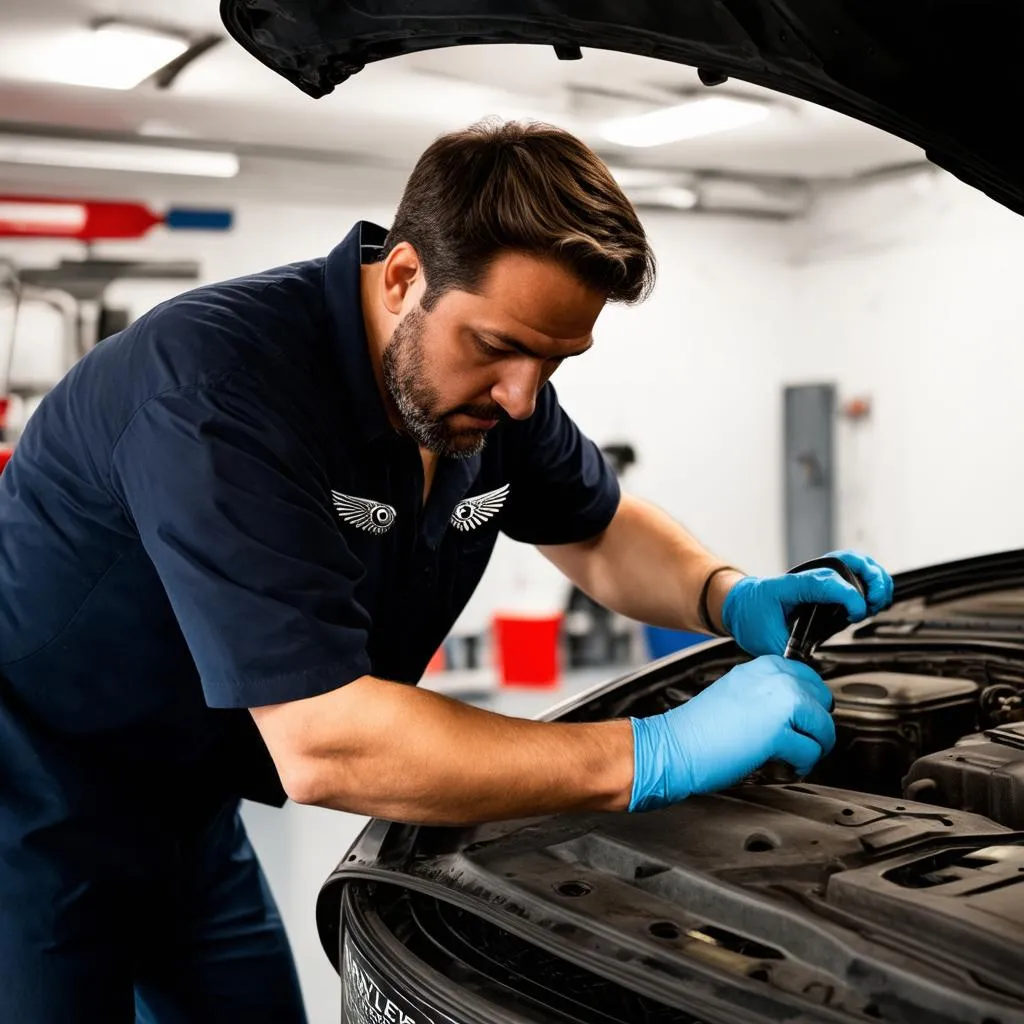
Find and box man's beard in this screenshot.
[382,308,501,458]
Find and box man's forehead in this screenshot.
[459,252,606,344]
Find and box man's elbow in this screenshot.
[249,676,397,811]
[249,693,355,808]
[276,752,328,806]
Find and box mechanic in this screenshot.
[0,120,893,1023]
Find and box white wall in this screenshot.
[789,170,1024,572]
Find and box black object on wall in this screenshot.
[565,443,637,668]
[98,306,131,342]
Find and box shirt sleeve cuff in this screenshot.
[201,653,373,709]
[503,476,621,546]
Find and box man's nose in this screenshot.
[491,359,544,421]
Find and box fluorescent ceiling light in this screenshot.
[137,120,197,139]
[608,166,680,189]
[599,96,771,148]
[48,24,190,91]
[0,136,239,178]
[629,185,700,211]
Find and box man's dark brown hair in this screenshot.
[384,119,656,311]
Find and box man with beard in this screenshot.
[0,120,892,1022]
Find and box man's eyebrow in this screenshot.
[479,331,594,359]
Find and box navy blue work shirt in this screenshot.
[0,222,619,833]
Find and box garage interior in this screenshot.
[2,3,1023,1022]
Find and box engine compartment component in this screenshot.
[981,682,1024,725]
[326,783,1024,1024]
[815,671,979,794]
[902,722,1024,829]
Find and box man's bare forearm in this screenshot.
[539,493,744,634]
[253,676,635,825]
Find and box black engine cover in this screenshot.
[903,722,1024,829]
[814,671,979,795]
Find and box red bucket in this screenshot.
[493,613,563,688]
[423,645,446,675]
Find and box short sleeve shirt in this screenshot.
[0,222,620,822]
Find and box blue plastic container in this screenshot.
[643,625,708,660]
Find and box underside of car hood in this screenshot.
[880,549,1024,605]
[220,1,1024,217]
[848,549,1024,644]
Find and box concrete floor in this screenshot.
[241,664,631,1024]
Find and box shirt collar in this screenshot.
[323,221,395,446]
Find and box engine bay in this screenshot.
[564,641,1024,824]
[428,644,1024,1020]
[325,632,1024,1022]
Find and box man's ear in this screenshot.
[381,241,424,315]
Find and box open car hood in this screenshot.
[220,1,1024,217]
[849,549,1024,645]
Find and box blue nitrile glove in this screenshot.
[720,550,894,657]
[629,655,836,812]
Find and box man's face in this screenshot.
[382,251,605,458]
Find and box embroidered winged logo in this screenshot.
[331,491,397,535]
[451,484,510,533]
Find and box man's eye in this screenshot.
[474,336,505,357]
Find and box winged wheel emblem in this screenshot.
[331,492,397,535]
[451,484,510,532]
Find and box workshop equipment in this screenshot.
[0,260,21,444]
[493,612,563,688]
[644,624,706,660]
[0,195,233,242]
[0,258,200,448]
[565,442,638,668]
[0,192,230,454]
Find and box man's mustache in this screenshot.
[446,404,506,423]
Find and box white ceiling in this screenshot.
[0,0,924,191]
